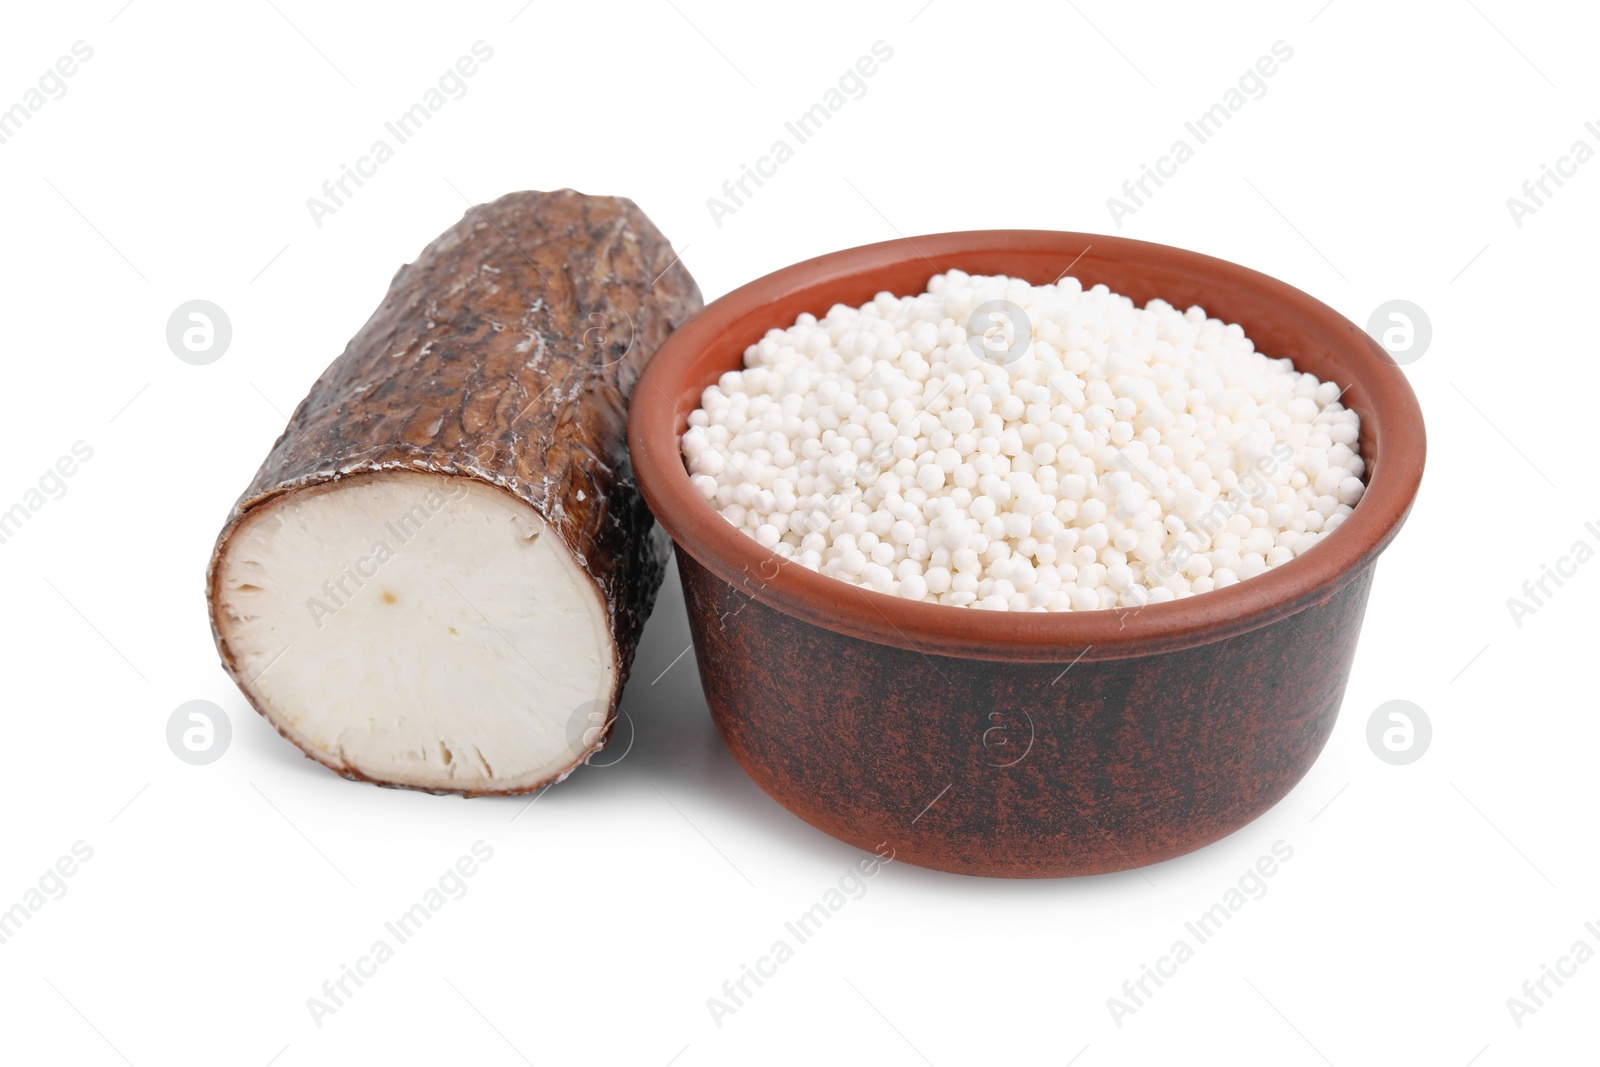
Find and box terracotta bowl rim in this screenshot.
[628,229,1425,663]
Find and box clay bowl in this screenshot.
[628,230,1425,878]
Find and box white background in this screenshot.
[1,1,1595,1064]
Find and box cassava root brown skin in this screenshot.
[206,189,702,795]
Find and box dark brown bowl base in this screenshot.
[678,549,1373,878]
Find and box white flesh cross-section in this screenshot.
[214,471,615,792]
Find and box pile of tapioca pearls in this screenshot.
[683,271,1363,611]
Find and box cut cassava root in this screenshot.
[207,189,701,795]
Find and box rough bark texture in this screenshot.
[206,188,701,793]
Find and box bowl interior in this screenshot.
[630,230,1424,662]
